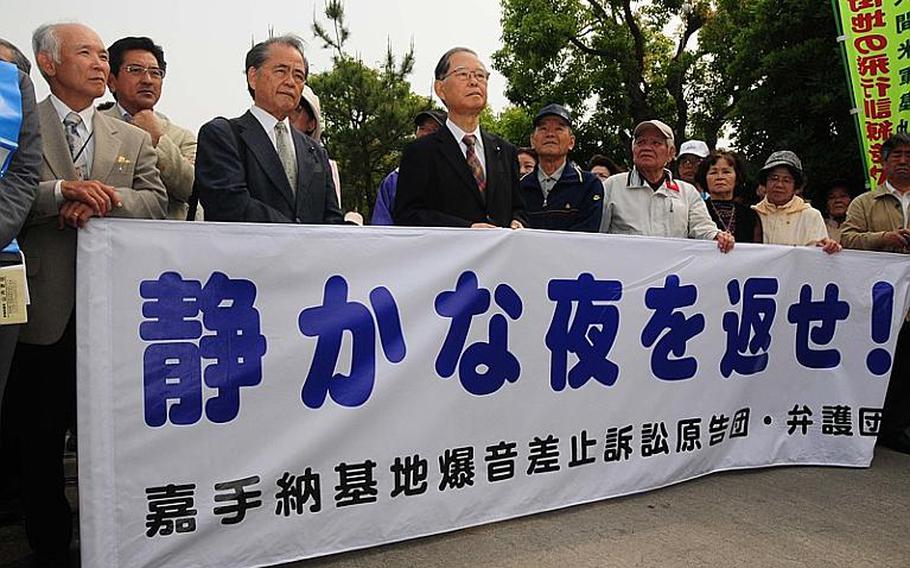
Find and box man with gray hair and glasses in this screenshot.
[4,23,165,567]
[394,46,526,228]
[195,35,344,224]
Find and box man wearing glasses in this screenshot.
[103,36,198,220]
[394,47,526,228]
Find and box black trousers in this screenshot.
[882,321,910,441]
[0,323,19,439]
[3,315,76,560]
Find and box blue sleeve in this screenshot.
[371,170,397,225]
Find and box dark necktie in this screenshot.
[462,134,486,193]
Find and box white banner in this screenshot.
[76,219,910,568]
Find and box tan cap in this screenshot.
[633,120,674,145]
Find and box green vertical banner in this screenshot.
[834,0,910,186]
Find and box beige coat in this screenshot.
[20,98,167,345]
[102,106,198,220]
[840,184,906,252]
[752,195,827,246]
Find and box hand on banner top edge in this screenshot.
[58,199,95,229]
[715,231,734,253]
[816,238,843,254]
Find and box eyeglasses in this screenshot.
[766,174,795,185]
[442,66,490,83]
[123,64,166,80]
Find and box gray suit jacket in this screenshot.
[0,70,40,248]
[18,97,167,345]
[0,69,41,431]
[101,105,198,220]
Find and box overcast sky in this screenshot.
[8,0,508,131]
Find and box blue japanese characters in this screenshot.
[140,271,267,427]
[138,271,897,426]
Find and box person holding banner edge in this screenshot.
[598,119,735,253]
[841,132,910,454]
[5,23,166,567]
[750,151,841,253]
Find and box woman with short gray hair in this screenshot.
[751,150,841,253]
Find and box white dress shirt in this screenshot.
[885,181,910,227]
[446,118,485,176]
[249,105,297,160]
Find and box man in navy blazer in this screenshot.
[394,47,526,228]
[195,35,344,224]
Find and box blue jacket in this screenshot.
[519,161,603,232]
[371,168,397,225]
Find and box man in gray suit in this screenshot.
[0,41,41,443]
[4,23,166,567]
[103,36,198,220]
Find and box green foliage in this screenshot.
[495,0,863,196]
[703,0,863,196]
[494,0,706,167]
[480,106,534,148]
[308,1,435,216]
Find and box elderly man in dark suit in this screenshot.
[5,23,166,567]
[195,35,344,224]
[394,47,526,228]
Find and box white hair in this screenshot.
[32,23,82,80]
[32,23,62,63]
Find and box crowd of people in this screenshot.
[1,22,909,567]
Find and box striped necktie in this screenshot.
[63,112,88,180]
[462,134,486,193]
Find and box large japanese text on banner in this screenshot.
[834,0,910,184]
[76,220,910,568]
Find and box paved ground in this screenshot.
[1,448,908,567]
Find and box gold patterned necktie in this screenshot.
[63,112,87,180]
[275,121,297,194]
[462,134,486,193]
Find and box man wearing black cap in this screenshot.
[394,47,526,228]
[371,109,446,225]
[520,103,602,232]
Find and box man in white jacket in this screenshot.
[599,119,734,253]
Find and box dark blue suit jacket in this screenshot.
[195,110,344,224]
[393,127,526,228]
[519,162,603,232]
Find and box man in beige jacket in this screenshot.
[842,133,910,454]
[7,23,166,566]
[103,36,197,220]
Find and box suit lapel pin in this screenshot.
[115,155,132,173]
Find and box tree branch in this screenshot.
[567,35,612,58]
[617,0,649,123]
